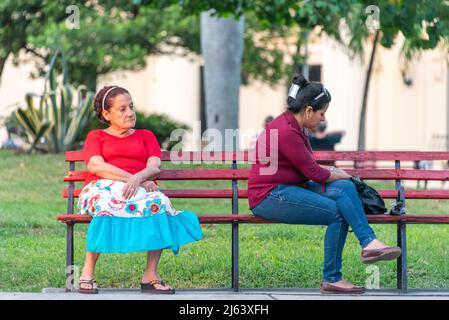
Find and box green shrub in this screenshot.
[13,50,96,153]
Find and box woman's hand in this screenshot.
[326,166,353,182]
[333,168,353,180]
[335,167,352,178]
[141,181,159,192]
[122,174,144,200]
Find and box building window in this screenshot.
[297,65,322,82]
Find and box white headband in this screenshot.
[313,87,329,101]
[102,86,118,111]
[288,84,300,99]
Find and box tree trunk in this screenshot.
[200,11,244,152]
[447,62,449,151]
[358,30,380,151]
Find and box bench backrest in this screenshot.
[63,151,449,214]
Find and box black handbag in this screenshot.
[350,176,387,215]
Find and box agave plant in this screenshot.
[15,50,96,153]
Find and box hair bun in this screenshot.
[292,74,309,88]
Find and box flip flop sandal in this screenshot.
[78,278,99,294]
[141,279,175,294]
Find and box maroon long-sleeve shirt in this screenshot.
[248,111,331,209]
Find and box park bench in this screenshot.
[57,150,449,293]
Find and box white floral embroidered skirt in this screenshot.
[77,179,203,254]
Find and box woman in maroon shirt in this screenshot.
[248,74,401,294]
[77,86,203,294]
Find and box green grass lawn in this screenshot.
[2,149,449,292]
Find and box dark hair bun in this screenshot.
[292,74,309,88]
[286,73,331,114]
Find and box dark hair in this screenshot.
[93,86,131,124]
[264,115,274,126]
[287,74,331,114]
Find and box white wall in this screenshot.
[0,52,45,145]
[367,36,448,151]
[98,54,201,150]
[321,36,366,150]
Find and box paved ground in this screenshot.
[1,288,449,300]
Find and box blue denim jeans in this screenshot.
[251,179,377,283]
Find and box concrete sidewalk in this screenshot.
[1,288,449,300]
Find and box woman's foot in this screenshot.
[78,277,98,294]
[361,239,401,264]
[141,279,175,294]
[363,239,390,250]
[320,279,366,294]
[141,273,173,291]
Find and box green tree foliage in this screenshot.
[0,0,71,85]
[2,1,448,88]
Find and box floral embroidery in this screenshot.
[77,180,180,218]
[150,203,160,213]
[126,203,138,214]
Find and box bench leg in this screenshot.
[232,222,239,292]
[65,223,75,292]
[397,222,408,293]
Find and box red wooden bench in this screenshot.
[57,150,449,293]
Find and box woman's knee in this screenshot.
[328,208,345,225]
[330,179,356,193]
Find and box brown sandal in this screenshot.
[141,279,175,294]
[78,278,99,294]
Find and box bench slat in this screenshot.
[63,169,449,182]
[56,213,449,224]
[62,189,404,199]
[63,169,251,182]
[64,189,249,198]
[66,150,449,162]
[62,188,449,199]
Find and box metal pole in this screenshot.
[395,160,407,292]
[66,161,75,292]
[231,156,239,292]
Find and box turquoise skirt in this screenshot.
[77,179,203,254]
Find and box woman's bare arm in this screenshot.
[133,157,161,182]
[87,155,162,199]
[87,155,133,182]
[122,157,161,199]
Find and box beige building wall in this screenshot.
[320,36,366,150]
[365,35,448,151]
[98,54,201,150]
[0,52,45,144]
[320,34,448,151]
[239,82,285,149]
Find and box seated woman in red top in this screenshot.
[248,74,401,294]
[77,86,203,294]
